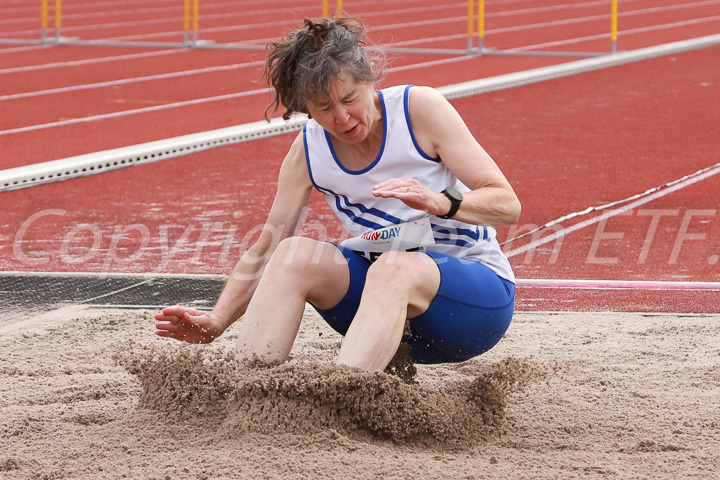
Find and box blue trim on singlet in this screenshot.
[431,223,480,247]
[335,193,404,228]
[315,187,403,231]
[403,85,441,162]
[304,122,404,230]
[303,124,321,191]
[324,90,388,175]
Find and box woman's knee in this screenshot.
[266,238,350,296]
[267,237,329,274]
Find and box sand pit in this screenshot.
[1,305,718,479]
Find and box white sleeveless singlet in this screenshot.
[303,85,515,282]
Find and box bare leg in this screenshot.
[336,251,441,372]
[234,237,350,365]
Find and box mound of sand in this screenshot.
[1,306,718,479]
[116,344,542,448]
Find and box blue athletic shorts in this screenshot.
[312,245,515,364]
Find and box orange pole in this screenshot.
[41,0,48,28]
[54,0,61,29]
[478,0,485,52]
[322,0,329,17]
[41,0,48,42]
[611,0,618,53]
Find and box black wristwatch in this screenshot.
[438,187,463,219]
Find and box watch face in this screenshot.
[445,187,463,202]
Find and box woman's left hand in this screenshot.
[372,177,449,216]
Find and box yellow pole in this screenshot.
[55,0,61,28]
[192,0,199,45]
[41,0,48,28]
[183,0,190,45]
[611,0,618,53]
[184,0,190,31]
[322,0,328,17]
[337,0,343,12]
[478,0,485,53]
[467,0,474,52]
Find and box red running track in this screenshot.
[0,0,718,313]
[1,46,718,312]
[2,0,719,166]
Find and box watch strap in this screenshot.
[438,187,462,219]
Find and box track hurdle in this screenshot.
[40,0,62,44]
[0,0,59,45]
[472,0,621,57]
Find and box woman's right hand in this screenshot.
[154,306,228,344]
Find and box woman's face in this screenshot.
[305,73,380,144]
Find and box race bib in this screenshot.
[340,217,436,262]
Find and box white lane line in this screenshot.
[1,269,716,294]
[0,53,501,136]
[504,163,720,258]
[516,278,720,291]
[386,55,473,73]
[0,49,185,75]
[0,60,265,101]
[0,87,272,137]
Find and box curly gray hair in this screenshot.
[263,14,386,121]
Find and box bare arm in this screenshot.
[373,86,521,226]
[155,133,313,342]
